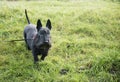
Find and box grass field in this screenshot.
[0,0,120,82]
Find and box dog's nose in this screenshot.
[44,41,51,47]
[44,41,49,43]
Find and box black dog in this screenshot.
[24,9,52,63]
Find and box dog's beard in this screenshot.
[35,42,51,50]
[39,43,51,49]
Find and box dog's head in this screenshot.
[34,19,52,49]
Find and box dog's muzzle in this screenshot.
[39,42,51,49]
[34,33,51,49]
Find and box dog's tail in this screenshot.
[25,9,30,24]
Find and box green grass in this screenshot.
[0,0,120,82]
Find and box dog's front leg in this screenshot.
[41,54,47,60]
[32,50,39,63]
[34,54,39,63]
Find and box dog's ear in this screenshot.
[36,19,42,31]
[46,19,52,30]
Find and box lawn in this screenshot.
[0,0,120,82]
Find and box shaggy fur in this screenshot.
[24,9,52,63]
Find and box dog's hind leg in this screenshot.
[24,32,31,50]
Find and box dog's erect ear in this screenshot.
[46,19,52,30]
[36,19,42,31]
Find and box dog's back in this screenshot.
[24,24,37,49]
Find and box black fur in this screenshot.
[24,9,52,63]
